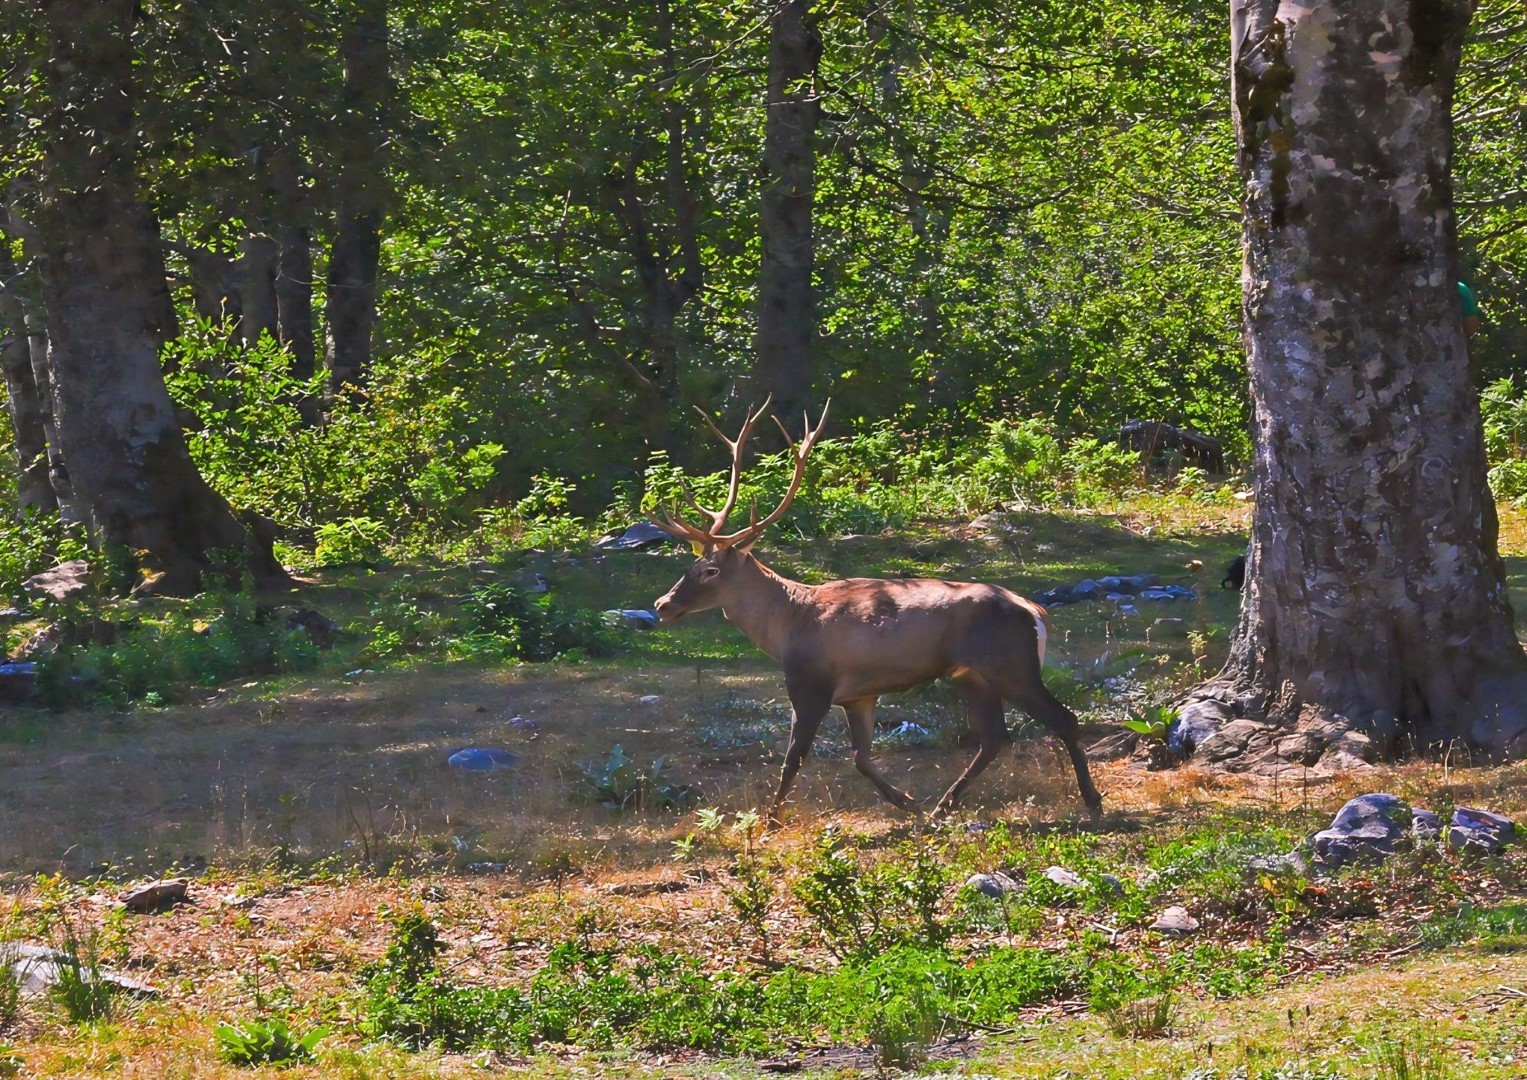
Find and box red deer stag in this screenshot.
[649,400,1103,824]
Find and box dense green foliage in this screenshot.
[1,0,1520,543]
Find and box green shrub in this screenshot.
[459,582,625,662]
[314,517,390,566]
[215,1018,327,1067]
[575,744,697,811]
[37,594,323,706]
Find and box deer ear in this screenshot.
[690,540,706,557]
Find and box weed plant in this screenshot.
[215,1017,327,1067]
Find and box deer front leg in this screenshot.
[844,697,920,813]
[766,689,832,827]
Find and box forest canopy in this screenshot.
[0,0,1522,537]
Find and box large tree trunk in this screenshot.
[34,0,286,594]
[324,0,390,397]
[755,0,821,424]
[0,247,55,512]
[1174,0,1527,771]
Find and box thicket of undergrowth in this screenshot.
[356,817,1318,1064]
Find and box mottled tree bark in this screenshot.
[1177,0,1527,770]
[0,247,55,512]
[34,0,286,593]
[324,0,389,397]
[756,0,821,424]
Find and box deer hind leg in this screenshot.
[933,677,1010,816]
[1008,680,1104,823]
[767,690,832,826]
[843,697,919,813]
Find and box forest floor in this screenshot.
[2,499,1527,1077]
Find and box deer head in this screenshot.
[649,397,829,622]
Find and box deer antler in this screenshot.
[645,397,774,549]
[692,397,772,535]
[715,400,830,549]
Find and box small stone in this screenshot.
[420,884,448,902]
[1072,579,1102,601]
[508,715,540,732]
[1412,808,1443,842]
[639,695,662,706]
[1150,905,1200,936]
[447,748,521,773]
[965,872,1021,899]
[119,878,189,913]
[464,862,507,874]
[1043,866,1087,889]
[1149,617,1189,640]
[607,609,659,630]
[1448,807,1515,856]
[1098,873,1124,896]
[1248,849,1309,877]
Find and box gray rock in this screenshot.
[1412,808,1443,842]
[1168,700,1229,757]
[22,559,90,602]
[1098,873,1124,896]
[593,522,675,552]
[2,942,156,998]
[1247,849,1309,877]
[607,609,659,629]
[0,662,38,702]
[447,748,521,772]
[965,872,1021,899]
[1149,617,1189,640]
[1043,865,1087,890]
[1310,793,1409,869]
[120,878,189,913]
[1150,905,1200,936]
[1448,807,1515,856]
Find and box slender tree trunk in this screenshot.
[0,247,55,512]
[34,0,285,593]
[324,0,389,397]
[18,276,73,515]
[1176,0,1527,770]
[756,0,821,424]
[237,232,280,347]
[272,146,316,382]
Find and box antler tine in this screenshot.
[717,399,830,548]
[689,396,772,533]
[646,499,715,549]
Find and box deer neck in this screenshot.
[720,554,809,662]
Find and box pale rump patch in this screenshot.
[1013,596,1049,665]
